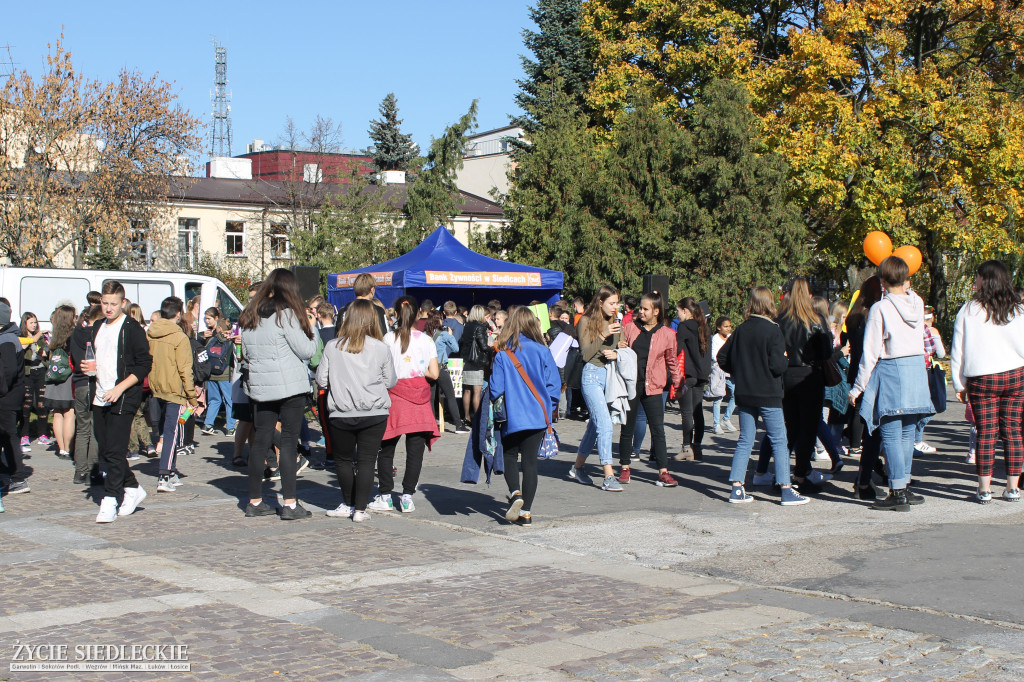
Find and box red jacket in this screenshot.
[383,377,441,447]
[622,322,681,396]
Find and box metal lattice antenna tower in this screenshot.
[210,40,232,157]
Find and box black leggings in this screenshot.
[432,366,462,425]
[378,432,427,496]
[679,381,705,447]
[502,428,544,512]
[757,371,823,479]
[619,392,667,468]
[249,394,305,500]
[858,428,883,487]
[329,417,387,511]
[20,368,48,438]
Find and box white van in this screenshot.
[0,268,245,332]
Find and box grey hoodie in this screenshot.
[851,290,925,397]
[315,336,397,419]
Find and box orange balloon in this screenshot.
[863,231,893,265]
[891,245,923,276]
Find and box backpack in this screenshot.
[45,348,73,385]
[205,337,232,376]
[191,338,212,384]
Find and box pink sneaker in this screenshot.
[37,435,54,446]
[966,451,976,464]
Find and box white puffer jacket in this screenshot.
[241,307,318,402]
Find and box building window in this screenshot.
[225,221,245,256]
[270,224,290,259]
[177,218,199,270]
[129,221,151,269]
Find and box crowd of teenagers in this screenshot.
[1,256,1022,522]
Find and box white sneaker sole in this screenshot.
[505,496,524,522]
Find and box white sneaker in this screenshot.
[752,472,775,486]
[966,451,976,464]
[400,494,415,513]
[96,497,118,523]
[168,473,182,488]
[915,442,937,454]
[812,447,828,462]
[326,503,354,518]
[352,510,370,522]
[367,494,394,512]
[806,470,832,485]
[721,421,736,433]
[713,423,724,435]
[117,486,147,516]
[157,476,176,493]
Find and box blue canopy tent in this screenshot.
[327,226,564,309]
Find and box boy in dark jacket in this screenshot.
[0,300,29,494]
[88,281,153,522]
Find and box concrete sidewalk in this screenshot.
[2,399,1022,680]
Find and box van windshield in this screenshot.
[217,288,241,323]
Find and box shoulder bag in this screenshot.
[503,349,560,460]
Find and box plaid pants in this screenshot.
[966,366,1024,478]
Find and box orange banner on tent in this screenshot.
[335,272,393,287]
[424,271,543,287]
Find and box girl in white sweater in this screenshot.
[949,260,1024,503]
[848,256,934,511]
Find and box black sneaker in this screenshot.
[873,489,910,512]
[73,472,88,485]
[244,501,278,517]
[514,512,532,526]
[199,426,216,436]
[264,467,281,482]
[280,502,312,520]
[455,421,472,434]
[6,480,30,494]
[296,455,310,475]
[309,459,326,471]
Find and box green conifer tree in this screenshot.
[500,76,622,296]
[515,0,593,131]
[400,101,478,250]
[367,93,418,172]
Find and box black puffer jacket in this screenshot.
[777,314,832,368]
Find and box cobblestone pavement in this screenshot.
[2,400,1023,680]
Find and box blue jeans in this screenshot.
[914,414,932,443]
[730,405,791,486]
[633,391,668,454]
[577,364,613,466]
[879,414,916,489]
[712,379,736,426]
[204,380,237,430]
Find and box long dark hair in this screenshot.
[640,291,666,325]
[846,276,882,335]
[974,259,1022,325]
[392,295,418,354]
[48,305,76,350]
[19,312,36,337]
[238,268,314,339]
[679,297,710,355]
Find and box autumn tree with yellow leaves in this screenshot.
[581,0,1024,317]
[0,36,202,267]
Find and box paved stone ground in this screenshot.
[2,395,1023,680]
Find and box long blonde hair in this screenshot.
[580,284,619,344]
[778,278,818,330]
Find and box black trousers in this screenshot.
[328,417,387,512]
[679,380,706,447]
[857,428,883,487]
[19,368,48,438]
[249,394,305,500]
[0,408,25,481]
[378,432,427,496]
[93,406,138,502]
[619,392,667,468]
[432,366,462,425]
[502,428,544,512]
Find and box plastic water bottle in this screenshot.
[178,406,193,425]
[84,342,97,376]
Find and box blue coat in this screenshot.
[489,335,561,436]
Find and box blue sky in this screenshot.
[4,0,533,156]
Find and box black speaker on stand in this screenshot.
[642,274,670,298]
[291,266,321,302]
